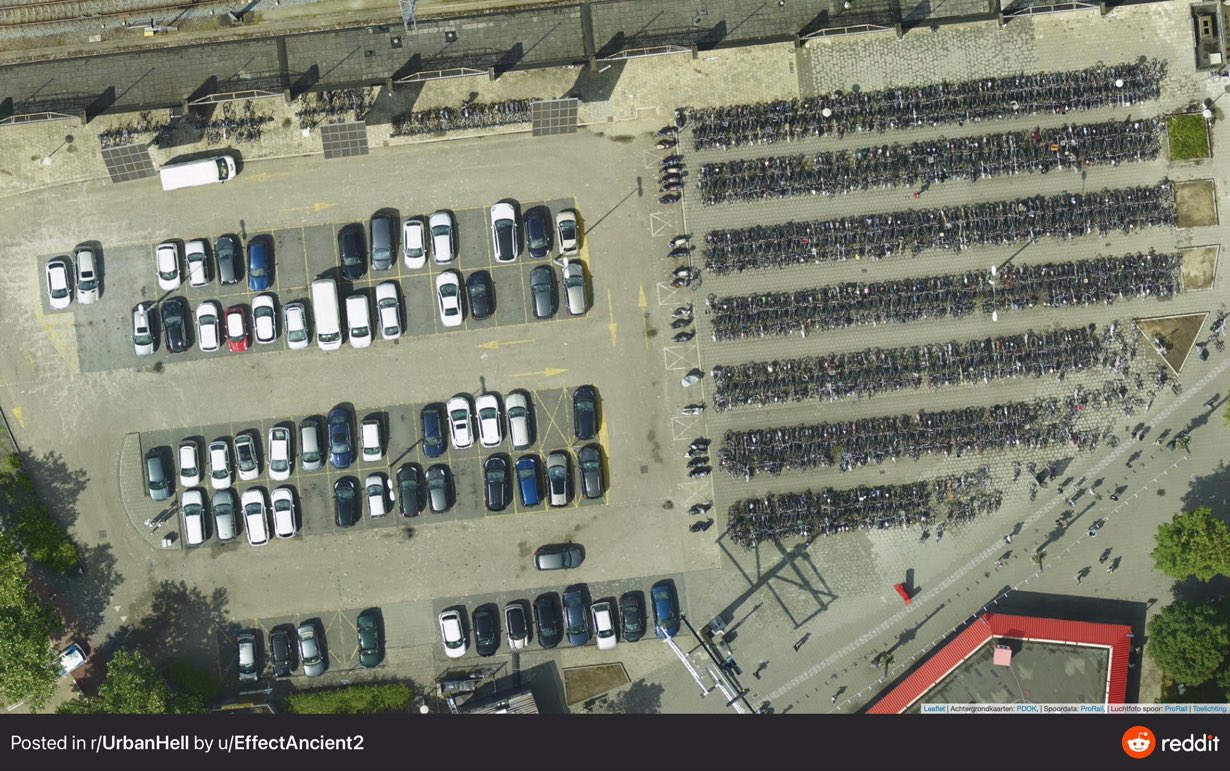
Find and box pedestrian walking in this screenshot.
[1003,534,1012,545]
[832,694,838,704]
[1075,573,1083,584]
[1110,494,1119,501]
[1107,564,1117,573]
[1066,498,1076,507]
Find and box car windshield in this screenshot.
[450,409,467,423]
[480,408,497,421]
[336,485,354,502]
[367,482,382,496]
[559,220,576,239]
[244,503,262,518]
[249,261,266,278]
[440,284,457,299]
[214,501,232,518]
[432,225,450,237]
[134,324,154,345]
[487,468,505,483]
[549,466,566,480]
[400,478,417,496]
[236,442,254,465]
[518,466,535,481]
[287,311,307,342]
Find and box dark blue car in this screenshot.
[327,407,354,469]
[562,587,590,647]
[515,455,542,507]
[247,236,272,291]
[420,404,446,459]
[651,580,679,639]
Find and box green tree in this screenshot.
[1146,600,1230,686]
[286,683,412,714]
[0,535,60,711]
[1151,507,1230,581]
[58,650,203,714]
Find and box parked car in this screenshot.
[420,403,447,458]
[475,392,503,448]
[556,209,580,256]
[375,282,401,340]
[402,217,427,269]
[591,601,618,650]
[269,625,295,677]
[242,488,270,546]
[267,427,292,481]
[530,265,556,319]
[578,444,604,499]
[369,213,395,271]
[207,440,233,490]
[472,605,499,657]
[181,489,207,546]
[271,486,296,538]
[572,385,598,440]
[365,473,390,518]
[466,270,495,320]
[435,270,464,328]
[562,587,590,647]
[234,433,259,481]
[620,592,645,642]
[429,210,456,263]
[562,260,587,315]
[145,448,172,501]
[534,595,562,649]
[195,300,222,353]
[506,390,533,450]
[299,418,323,472]
[338,223,366,281]
[490,202,518,262]
[515,455,542,507]
[345,293,372,349]
[333,476,359,527]
[425,464,451,513]
[252,294,277,344]
[546,451,569,507]
[505,603,529,650]
[74,245,100,304]
[397,464,423,517]
[155,242,181,291]
[236,632,260,682]
[284,301,310,350]
[160,297,190,354]
[132,302,156,356]
[356,609,382,668]
[212,489,237,542]
[45,257,72,309]
[185,239,209,288]
[224,304,250,353]
[534,542,583,570]
[327,407,354,469]
[361,418,383,462]
[57,643,87,679]
[246,236,272,291]
[446,395,473,449]
[215,234,240,285]
[524,206,551,259]
[483,455,511,512]
[178,439,201,487]
[297,621,326,677]
[438,609,467,658]
[652,580,679,638]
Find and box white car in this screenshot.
[234,433,260,481]
[346,293,372,349]
[591,601,617,650]
[375,282,401,341]
[446,395,474,449]
[361,418,383,462]
[207,440,233,490]
[438,609,468,658]
[178,440,201,487]
[435,270,463,328]
[185,239,209,288]
[271,486,297,538]
[402,217,427,269]
[490,202,518,263]
[252,293,277,344]
[365,473,390,518]
[475,393,503,448]
[241,489,270,546]
[284,301,309,350]
[195,301,222,353]
[45,257,72,310]
[429,211,455,264]
[155,242,181,291]
[556,209,580,256]
[132,303,156,356]
[267,427,292,481]
[74,246,100,304]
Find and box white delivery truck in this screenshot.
[159,156,236,191]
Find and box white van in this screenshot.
[159,156,237,192]
[311,278,342,351]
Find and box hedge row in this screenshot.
[285,683,412,714]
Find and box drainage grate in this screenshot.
[101,144,157,183]
[98,529,107,539]
[640,465,649,474]
[531,98,580,136]
[320,121,369,159]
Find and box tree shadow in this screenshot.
[60,542,122,640]
[102,580,230,672]
[1180,461,1230,526]
[596,679,665,714]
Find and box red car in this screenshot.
[225,305,250,352]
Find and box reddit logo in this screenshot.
[1123,726,1156,759]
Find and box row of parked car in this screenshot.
[237,610,383,682]
[179,485,298,546]
[44,246,101,309]
[438,580,679,657]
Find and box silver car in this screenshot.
[298,622,326,677]
[546,451,569,507]
[74,246,100,304]
[562,260,587,315]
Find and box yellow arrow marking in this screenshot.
[638,285,647,310]
[513,368,568,378]
[476,339,533,350]
[11,405,23,429]
[312,202,336,213]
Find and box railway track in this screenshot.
[0,0,199,28]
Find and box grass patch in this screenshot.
[1168,114,1210,160]
[563,663,630,705]
[285,683,412,714]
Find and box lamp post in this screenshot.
[41,134,74,166]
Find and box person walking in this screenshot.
[1075,572,1083,584]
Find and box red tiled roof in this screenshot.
[866,612,1132,714]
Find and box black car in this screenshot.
[333,477,359,527]
[472,605,499,657]
[397,463,424,517]
[578,444,604,499]
[160,297,190,353]
[620,592,645,643]
[534,542,584,570]
[214,234,241,285]
[562,586,590,647]
[425,463,451,513]
[532,595,562,650]
[338,223,366,281]
[420,403,446,459]
[572,385,598,441]
[484,454,511,512]
[269,624,296,677]
[356,608,382,668]
[530,265,556,319]
[524,207,551,259]
[466,270,495,320]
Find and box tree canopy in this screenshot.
[0,535,60,711]
[1151,507,1230,581]
[1146,600,1230,687]
[58,650,202,714]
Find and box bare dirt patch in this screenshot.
[1175,179,1218,228]
[1136,313,1209,374]
[1179,245,1218,291]
[563,663,630,705]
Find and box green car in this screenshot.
[356,609,382,668]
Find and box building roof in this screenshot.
[866,613,1132,714]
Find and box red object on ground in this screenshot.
[894,583,912,605]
